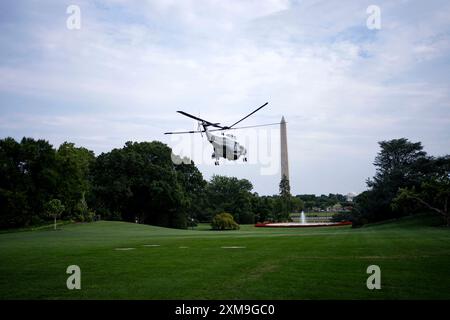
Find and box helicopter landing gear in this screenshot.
[243,157,248,162]
[214,160,219,166]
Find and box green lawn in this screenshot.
[0,215,449,299]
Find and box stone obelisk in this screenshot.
[280,116,289,181]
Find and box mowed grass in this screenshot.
[0,215,449,299]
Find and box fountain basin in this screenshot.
[255,221,352,228]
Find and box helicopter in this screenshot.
[165,102,278,165]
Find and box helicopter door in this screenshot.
[233,142,238,160]
[222,136,227,158]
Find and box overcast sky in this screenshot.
[1,0,449,196]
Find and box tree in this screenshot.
[278,175,291,221]
[279,175,291,197]
[0,138,29,228]
[0,137,59,228]
[44,199,65,230]
[20,138,59,220]
[55,142,95,221]
[353,138,428,224]
[211,213,239,230]
[206,175,254,224]
[174,160,207,222]
[92,141,187,228]
[297,194,317,211]
[252,194,275,223]
[291,196,304,212]
[373,139,426,177]
[392,156,450,226]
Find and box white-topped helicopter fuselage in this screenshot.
[203,128,247,165]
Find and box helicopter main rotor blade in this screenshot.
[164,130,205,135]
[165,122,282,134]
[209,122,281,132]
[226,102,269,129]
[176,111,224,129]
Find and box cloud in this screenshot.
[1,0,449,195]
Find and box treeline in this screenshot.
[296,194,350,211]
[0,137,303,229]
[198,175,302,224]
[0,138,95,228]
[2,136,447,229]
[352,138,450,226]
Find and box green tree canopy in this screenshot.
[352,138,449,226]
[55,142,95,221]
[392,156,450,226]
[92,141,187,228]
[206,175,254,224]
[277,175,292,221]
[0,137,58,228]
[174,160,207,221]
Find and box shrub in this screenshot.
[211,213,239,230]
[44,199,65,230]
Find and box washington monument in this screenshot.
[280,116,289,181]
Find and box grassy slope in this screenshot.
[0,215,449,299]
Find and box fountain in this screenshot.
[255,210,352,228]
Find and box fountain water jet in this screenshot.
[301,211,306,224]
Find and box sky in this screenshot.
[0,0,449,196]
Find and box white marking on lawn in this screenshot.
[179,246,189,249]
[143,244,161,247]
[115,248,135,251]
[221,246,246,249]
